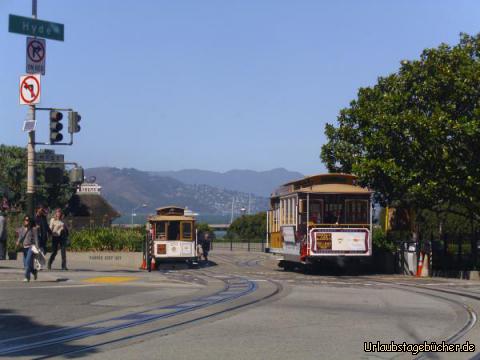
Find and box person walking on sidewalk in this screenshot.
[48,208,69,271]
[35,204,51,256]
[16,216,39,282]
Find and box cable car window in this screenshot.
[345,200,368,224]
[324,201,343,224]
[167,221,180,240]
[309,200,323,224]
[182,222,192,240]
[155,222,166,239]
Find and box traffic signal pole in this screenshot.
[26,0,38,217]
[26,106,36,217]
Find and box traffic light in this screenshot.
[69,166,84,184]
[68,111,81,133]
[49,110,63,143]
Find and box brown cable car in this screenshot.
[147,206,198,265]
[267,174,373,269]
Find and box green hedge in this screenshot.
[69,228,144,252]
[3,213,145,253]
[372,226,396,253]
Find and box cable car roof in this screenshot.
[298,183,372,194]
[148,215,195,222]
[273,173,372,197]
[282,173,357,187]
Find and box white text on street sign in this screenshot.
[9,14,64,41]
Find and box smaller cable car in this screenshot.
[146,206,198,268]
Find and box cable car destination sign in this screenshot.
[8,14,64,41]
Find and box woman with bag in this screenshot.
[16,215,39,282]
[48,208,68,270]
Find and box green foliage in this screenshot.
[5,212,23,252]
[226,212,266,241]
[0,145,26,207]
[196,222,212,233]
[321,33,480,219]
[69,227,144,252]
[416,207,479,237]
[372,226,396,252]
[0,144,75,211]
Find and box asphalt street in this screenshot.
[1,250,480,360]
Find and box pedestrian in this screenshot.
[201,231,211,262]
[16,215,39,282]
[0,207,7,260]
[34,204,51,256]
[48,208,68,271]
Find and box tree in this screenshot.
[196,223,212,234]
[226,212,266,241]
[0,144,75,212]
[0,145,27,208]
[321,33,480,221]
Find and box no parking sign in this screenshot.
[26,37,46,75]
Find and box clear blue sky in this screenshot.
[1,0,479,175]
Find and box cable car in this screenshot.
[266,173,373,270]
[146,206,198,268]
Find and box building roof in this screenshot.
[67,193,121,218]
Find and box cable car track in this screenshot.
[210,255,480,360]
[360,279,480,360]
[0,271,283,359]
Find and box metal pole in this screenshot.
[26,0,38,217]
[306,193,310,252]
[264,210,268,252]
[32,0,37,18]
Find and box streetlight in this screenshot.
[131,203,148,225]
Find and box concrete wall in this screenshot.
[66,251,143,269]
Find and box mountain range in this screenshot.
[85,167,303,218]
[150,168,303,197]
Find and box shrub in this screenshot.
[372,226,396,252]
[226,212,266,241]
[69,227,144,252]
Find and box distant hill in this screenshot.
[150,168,304,197]
[85,167,269,218]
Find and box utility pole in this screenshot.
[26,0,38,217]
[230,197,235,224]
[10,1,72,216]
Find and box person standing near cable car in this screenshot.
[201,232,211,262]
